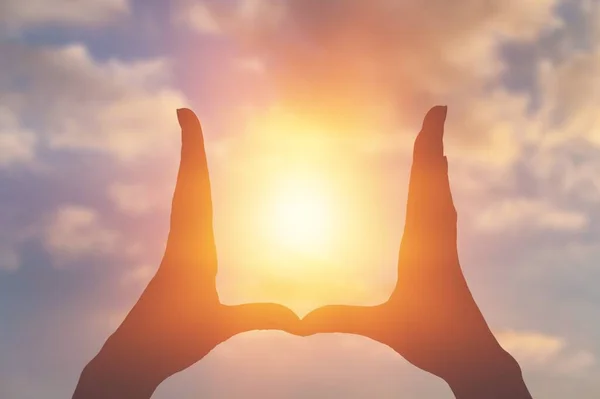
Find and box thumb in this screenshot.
[224,303,301,337]
[300,305,383,339]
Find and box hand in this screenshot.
[302,106,532,398]
[73,109,299,399]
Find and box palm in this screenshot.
[302,107,503,382]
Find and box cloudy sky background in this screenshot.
[1,0,600,397]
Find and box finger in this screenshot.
[224,303,301,337]
[164,109,216,277]
[404,106,456,241]
[300,305,382,339]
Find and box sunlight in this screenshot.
[267,178,333,254]
[213,107,394,313]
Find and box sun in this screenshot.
[266,178,334,254]
[211,107,389,313]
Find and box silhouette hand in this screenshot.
[302,106,532,398]
[73,109,299,399]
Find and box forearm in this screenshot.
[445,350,532,399]
[73,342,164,399]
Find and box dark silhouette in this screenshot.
[73,106,532,398]
[72,109,300,399]
[301,106,533,398]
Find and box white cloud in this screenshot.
[528,0,600,146]
[538,51,600,146]
[174,2,221,34]
[175,0,285,36]
[47,89,184,160]
[529,45,600,204]
[498,330,565,365]
[497,330,596,374]
[0,42,188,162]
[0,0,129,30]
[513,1,600,207]
[531,143,600,202]
[491,0,561,40]
[0,106,36,167]
[475,198,588,233]
[445,89,536,168]
[43,205,119,267]
[120,264,155,286]
[171,0,559,171]
[108,182,168,215]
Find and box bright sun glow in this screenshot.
[213,108,391,314]
[269,181,333,253]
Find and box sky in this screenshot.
[1,0,600,397]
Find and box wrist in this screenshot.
[445,348,532,399]
[73,342,165,399]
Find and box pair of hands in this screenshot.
[73,107,532,399]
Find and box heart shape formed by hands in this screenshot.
[74,107,531,399]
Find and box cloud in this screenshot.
[173,1,221,35]
[43,205,119,267]
[497,330,596,374]
[498,330,565,365]
[120,264,155,286]
[0,0,129,30]
[475,197,588,233]
[538,51,600,146]
[108,182,168,215]
[526,1,600,199]
[531,0,599,151]
[0,42,188,162]
[529,64,600,205]
[175,0,285,35]
[3,2,600,399]
[445,89,536,168]
[175,0,557,165]
[0,106,36,167]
